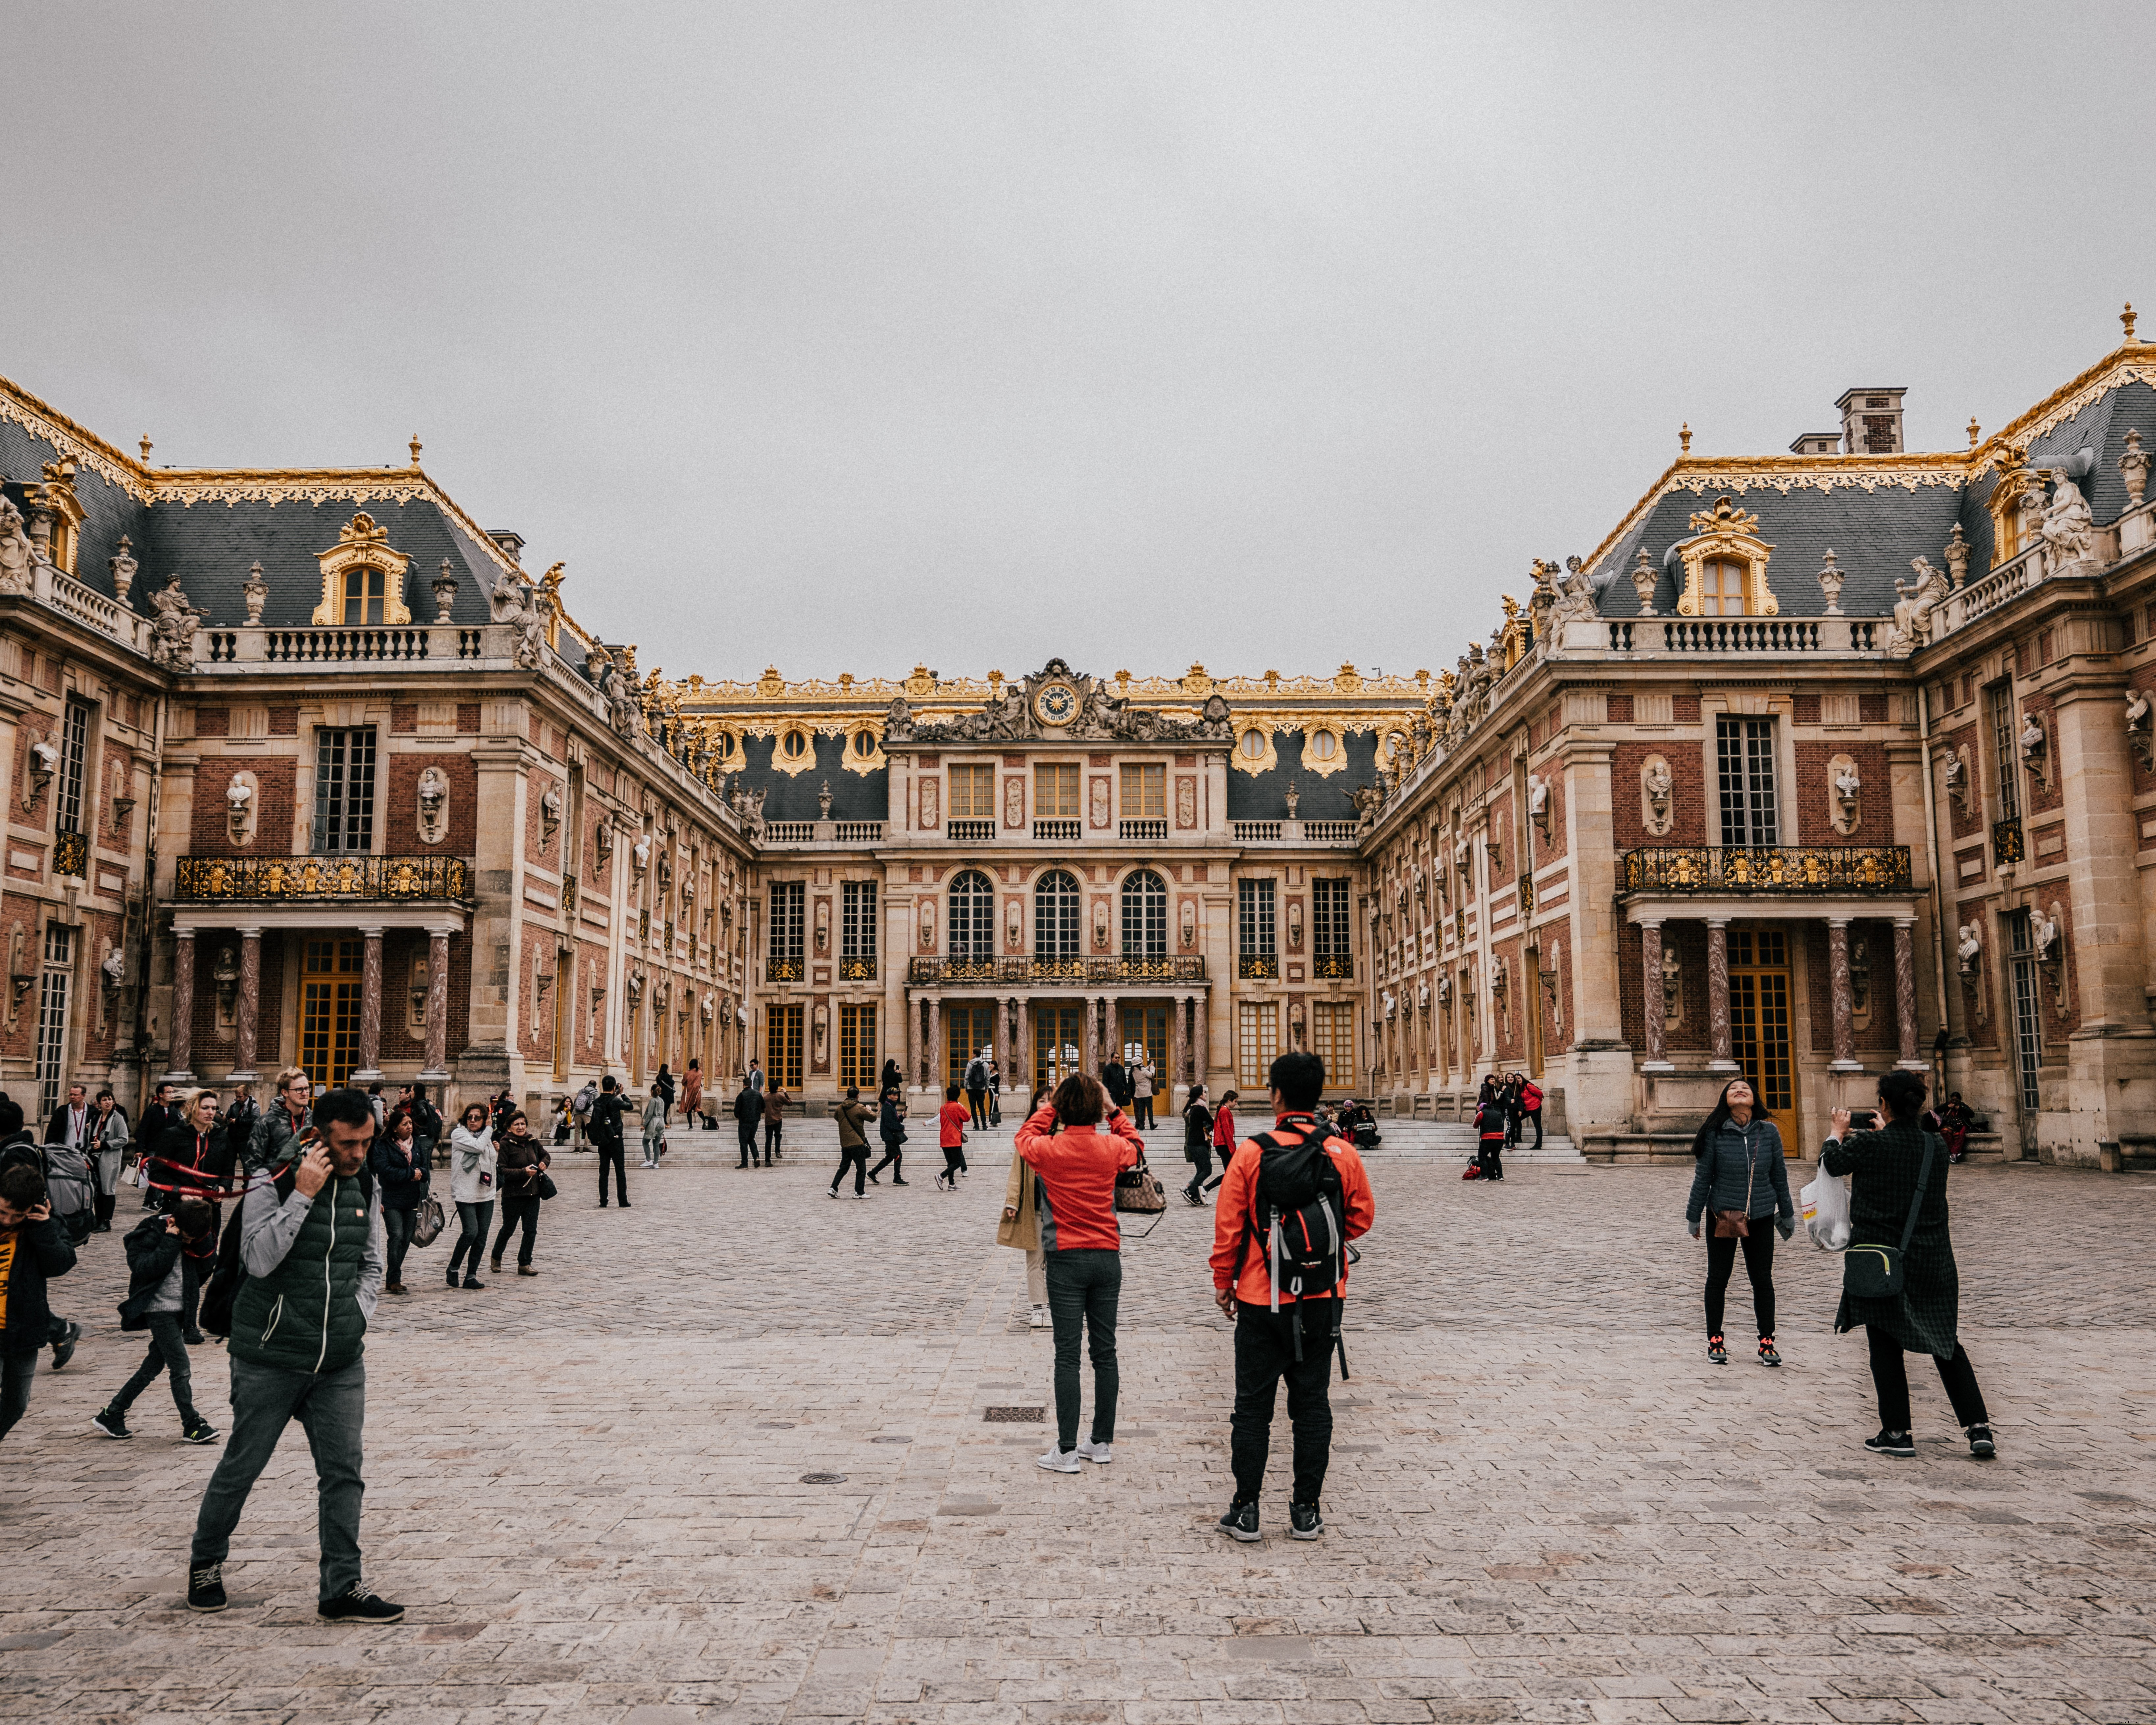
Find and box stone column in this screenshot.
[1170,995,1185,1102]
[352,926,385,1084]
[905,993,922,1088]
[1083,997,1097,1072]
[421,926,453,1081]
[994,996,1010,1085]
[1706,919,1736,1072]
[1827,918,1860,1071]
[1638,919,1669,1071]
[1893,917,1923,1069]
[1012,997,1029,1092]
[927,997,943,1092]
[230,926,262,1083]
[166,929,197,1083]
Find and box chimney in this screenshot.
[487,530,525,565]
[1835,387,1907,455]
[1789,431,1843,456]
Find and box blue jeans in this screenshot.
[111,1310,199,1425]
[382,1206,415,1286]
[1044,1249,1121,1451]
[191,1353,367,1598]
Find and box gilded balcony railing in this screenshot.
[1992,819,2025,867]
[766,956,805,982]
[1312,952,1354,980]
[1238,953,1280,980]
[174,853,472,902]
[906,955,1208,986]
[53,831,89,878]
[1620,846,1913,895]
[837,955,877,981]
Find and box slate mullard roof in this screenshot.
[1586,346,2156,618]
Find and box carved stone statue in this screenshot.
[102,947,126,990]
[1381,988,1397,1020]
[1956,922,1982,978]
[1885,557,1950,658]
[2123,429,2151,507]
[1551,556,1598,627]
[1288,997,1306,1047]
[817,779,833,819]
[2020,711,2047,768]
[2130,689,2154,769]
[589,647,641,739]
[1833,763,1862,810]
[1642,757,1674,835]
[1527,774,1550,831]
[1283,781,1300,819]
[489,571,548,669]
[148,575,205,669]
[883,696,915,743]
[1816,548,1845,615]
[632,835,651,875]
[2029,904,2060,961]
[1943,523,1971,589]
[1179,898,1196,950]
[1661,946,1681,1024]
[226,777,252,816]
[0,498,35,597]
[1630,547,1658,616]
[1436,973,1451,1005]
[1941,746,1969,809]
[2039,470,2096,569]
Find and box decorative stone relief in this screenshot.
[2129,689,2154,771]
[1640,755,1675,837]
[1630,548,1657,616]
[918,777,940,831]
[225,771,257,846]
[1175,775,1197,829]
[1091,898,1110,950]
[1089,777,1110,828]
[918,897,937,951]
[1884,557,1949,658]
[1287,898,1304,950]
[1288,997,1306,1046]
[814,899,830,953]
[2019,711,2049,787]
[2039,470,2096,570]
[413,765,449,846]
[813,1001,829,1065]
[1179,899,1196,950]
[1940,744,1972,812]
[1004,776,1025,829]
[1661,946,1682,1028]
[1005,897,1023,950]
[1943,524,1970,590]
[1816,548,1845,615]
[1828,754,1862,835]
[2123,429,2151,507]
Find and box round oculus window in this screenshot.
[1239,729,1266,758]
[1310,731,1338,761]
[783,731,808,759]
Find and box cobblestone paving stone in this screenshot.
[4,1122,2154,1723]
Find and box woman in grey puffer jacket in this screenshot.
[1684,1079,1795,1368]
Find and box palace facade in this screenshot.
[4,307,2154,1165]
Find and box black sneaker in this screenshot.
[1966,1424,1996,1459]
[1757,1337,1782,1368]
[51,1320,81,1370]
[1217,1500,1261,1543]
[183,1329,206,1346]
[318,1585,404,1623]
[1707,1334,1728,1365]
[891,1178,908,1186]
[91,1405,132,1440]
[187,1563,227,1612]
[182,1418,221,1445]
[1288,1502,1323,1540]
[1864,1429,1916,1458]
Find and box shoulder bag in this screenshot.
[1114,1149,1168,1214]
[1710,1136,1756,1239]
[1843,1132,1936,1298]
[411,1190,448,1247]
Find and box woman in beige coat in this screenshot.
[998,1143,1049,1329]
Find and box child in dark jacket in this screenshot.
[95,1197,220,1443]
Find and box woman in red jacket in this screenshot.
[1015,1073,1145,1474]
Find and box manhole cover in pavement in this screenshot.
[870,1435,912,1444]
[799,1472,847,1484]
[984,1406,1044,1422]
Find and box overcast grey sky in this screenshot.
[7,4,2153,683]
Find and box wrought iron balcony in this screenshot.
[1239,953,1280,980]
[1620,845,1913,895]
[174,853,472,902]
[53,831,88,879]
[906,954,1207,987]
[1992,819,2024,867]
[838,955,877,981]
[1312,952,1354,980]
[766,956,805,982]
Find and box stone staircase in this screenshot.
[1352,1118,1584,1165]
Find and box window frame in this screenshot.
[1034,868,1082,960]
[1120,869,1168,959]
[1714,717,1778,849]
[311,726,378,855]
[1034,763,1079,820]
[948,869,996,964]
[1118,763,1165,820]
[56,697,91,837]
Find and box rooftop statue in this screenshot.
[2040,470,2096,569]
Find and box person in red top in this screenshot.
[1518,1075,1544,1153]
[1208,1050,1375,1543]
[935,1085,971,1192]
[1015,1072,1145,1473]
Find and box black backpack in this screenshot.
[1239,1127,1349,1364]
[198,1162,376,1340]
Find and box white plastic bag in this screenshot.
[1799,1167,1852,1252]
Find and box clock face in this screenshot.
[1034,682,1078,726]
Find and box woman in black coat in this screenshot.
[869,1078,908,1185]
[1180,1085,1214,1206]
[1683,1078,1794,1367]
[1825,1069,1993,1459]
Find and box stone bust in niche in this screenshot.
[417,766,449,845]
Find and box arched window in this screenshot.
[1034,869,1081,962]
[948,869,995,966]
[1121,869,1167,960]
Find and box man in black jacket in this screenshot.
[93,1197,220,1444]
[732,1081,765,1169]
[46,1081,92,1151]
[588,1076,631,1208]
[0,1160,78,1445]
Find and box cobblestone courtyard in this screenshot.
[4,1126,2154,1724]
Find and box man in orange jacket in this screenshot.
[1208,1050,1374,1543]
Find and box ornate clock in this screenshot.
[1033,681,1078,727]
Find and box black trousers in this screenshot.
[1133,1096,1154,1129]
[738,1121,762,1166]
[1868,1329,1988,1431]
[111,1310,199,1425]
[1704,1225,1776,1337]
[765,1119,783,1157]
[1184,1147,1213,1193]
[597,1143,629,1204]
[1477,1137,1504,1179]
[492,1195,541,1266]
[967,1089,988,1129]
[869,1141,903,1180]
[1044,1249,1121,1452]
[1231,1300,1336,1505]
[1522,1107,1543,1150]
[832,1145,869,1194]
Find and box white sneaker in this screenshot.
[1029,1306,1050,1329]
[1036,1446,1082,1474]
[1076,1439,1113,1464]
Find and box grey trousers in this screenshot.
[191,1353,367,1598]
[111,1311,199,1425]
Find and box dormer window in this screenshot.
[342,566,388,625]
[1699,557,1750,616]
[1674,497,1778,619]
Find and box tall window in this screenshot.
[1238,877,1277,977]
[948,869,995,965]
[1237,1001,1279,1089]
[1699,558,1749,617]
[1987,681,2020,824]
[839,1002,878,1088]
[1313,877,1351,975]
[949,764,995,821]
[1119,763,1165,820]
[1715,718,1777,848]
[1035,869,1081,960]
[768,880,804,979]
[312,727,377,853]
[766,1003,803,1088]
[1311,1000,1354,1091]
[2006,910,2042,1115]
[56,699,91,836]
[1121,869,1167,959]
[1035,763,1079,819]
[341,566,388,625]
[841,879,878,978]
[299,937,364,1089]
[34,923,73,1117]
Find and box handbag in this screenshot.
[1710,1136,1757,1239]
[1114,1155,1168,1214]
[411,1191,447,1248]
[1844,1132,1936,1299]
[537,1172,558,1201]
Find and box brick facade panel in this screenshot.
[1794,740,1891,844]
[1613,741,1705,845]
[190,755,298,856]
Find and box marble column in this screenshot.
[1638,920,1669,1071]
[166,929,197,1082]
[1012,997,1029,1091]
[927,996,943,1092]
[353,926,385,1083]
[230,926,262,1083]
[1827,918,1859,1071]
[1893,917,1923,1069]
[1169,994,1185,1101]
[993,996,1010,1085]
[905,994,922,1088]
[1082,997,1096,1072]
[422,927,451,1080]
[1698,919,1731,1071]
